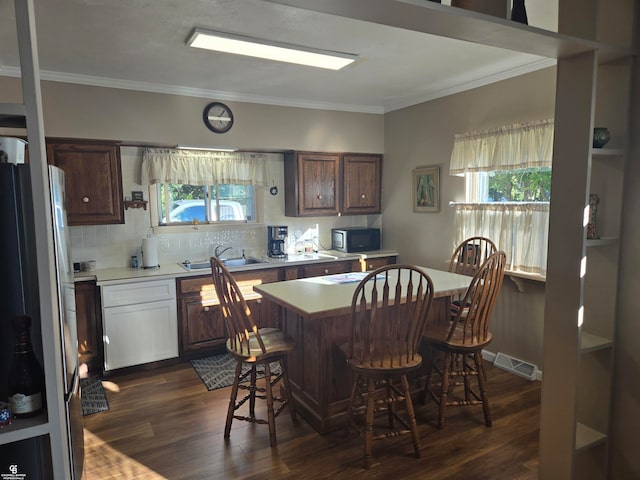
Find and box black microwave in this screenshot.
[331,228,381,253]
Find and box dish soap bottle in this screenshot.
[8,315,45,418]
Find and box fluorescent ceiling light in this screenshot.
[176,145,238,152]
[186,28,357,70]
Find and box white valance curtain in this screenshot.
[140,148,270,186]
[454,202,549,275]
[449,119,554,174]
[450,119,554,276]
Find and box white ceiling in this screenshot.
[0,0,558,114]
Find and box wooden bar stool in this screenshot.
[210,256,296,448]
[422,251,506,429]
[341,265,434,469]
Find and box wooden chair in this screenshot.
[210,256,296,448]
[341,265,434,469]
[448,236,497,317]
[422,251,506,429]
[449,236,497,276]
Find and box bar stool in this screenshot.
[210,256,296,447]
[341,265,434,469]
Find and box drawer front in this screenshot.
[301,261,352,278]
[102,279,176,307]
[178,270,280,298]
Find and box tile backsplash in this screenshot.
[70,147,381,269]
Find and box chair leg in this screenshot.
[421,347,435,405]
[263,362,278,448]
[401,373,421,459]
[474,352,492,427]
[249,364,257,419]
[364,375,375,469]
[345,372,360,437]
[280,357,297,423]
[225,361,244,439]
[438,351,452,429]
[387,379,395,430]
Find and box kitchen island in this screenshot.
[254,267,471,434]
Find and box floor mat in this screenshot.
[191,352,281,391]
[80,376,109,416]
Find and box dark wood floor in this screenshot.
[82,360,540,479]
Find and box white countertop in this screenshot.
[254,267,472,320]
[75,249,399,286]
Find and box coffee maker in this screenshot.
[267,225,288,258]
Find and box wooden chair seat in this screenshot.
[423,322,493,351]
[422,251,506,430]
[226,328,295,362]
[343,265,434,469]
[210,257,297,448]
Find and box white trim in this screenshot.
[0,57,556,115]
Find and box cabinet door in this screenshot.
[285,151,340,216]
[342,154,381,214]
[103,299,178,371]
[47,142,124,225]
[75,281,102,374]
[180,298,226,354]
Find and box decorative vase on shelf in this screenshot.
[593,127,611,148]
[511,0,528,24]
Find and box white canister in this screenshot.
[141,236,159,268]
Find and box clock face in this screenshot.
[203,102,234,133]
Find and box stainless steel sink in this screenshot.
[222,257,267,267]
[179,260,211,270]
[179,257,267,271]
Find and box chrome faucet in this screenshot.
[214,245,232,258]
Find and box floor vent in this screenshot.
[493,352,537,381]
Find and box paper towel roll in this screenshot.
[142,236,159,267]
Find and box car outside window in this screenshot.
[157,183,254,225]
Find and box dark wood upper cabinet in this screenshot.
[47,141,124,226]
[285,151,340,216]
[342,154,381,214]
[284,151,381,217]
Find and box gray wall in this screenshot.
[384,66,557,368]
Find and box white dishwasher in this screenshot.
[101,278,178,371]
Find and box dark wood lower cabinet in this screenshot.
[75,280,103,374]
[177,269,280,356]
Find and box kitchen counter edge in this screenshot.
[83,250,399,286]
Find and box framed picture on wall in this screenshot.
[413,166,440,212]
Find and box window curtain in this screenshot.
[454,202,549,276]
[450,119,554,174]
[140,148,271,186]
[450,119,554,276]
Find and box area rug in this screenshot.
[191,352,281,391]
[80,376,109,416]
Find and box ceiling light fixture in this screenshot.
[176,145,238,152]
[186,28,357,70]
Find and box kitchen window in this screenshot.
[450,119,553,276]
[141,148,272,228]
[157,183,255,225]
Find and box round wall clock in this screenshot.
[203,102,234,133]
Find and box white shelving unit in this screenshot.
[541,0,634,478]
[0,0,71,478]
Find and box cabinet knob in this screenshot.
[256,299,262,304]
[317,195,323,200]
[368,264,374,270]
[361,194,366,199]
[324,268,329,274]
[203,306,210,312]
[82,196,90,203]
